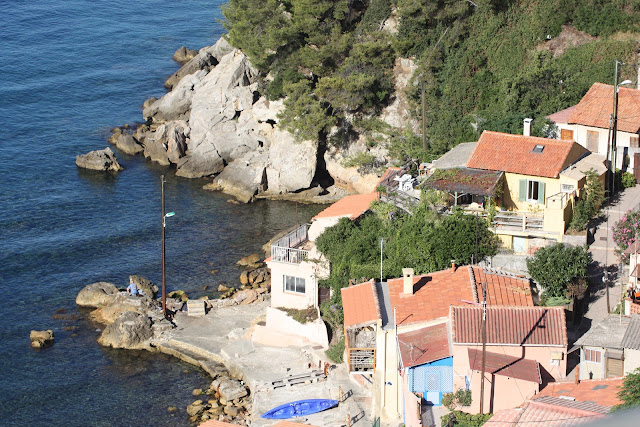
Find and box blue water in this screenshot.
[0,1,322,425]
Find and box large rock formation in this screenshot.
[89,292,156,325]
[76,282,119,308]
[76,147,123,172]
[97,311,153,349]
[115,35,420,202]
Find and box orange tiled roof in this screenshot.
[386,267,476,326]
[467,131,587,178]
[398,323,451,368]
[468,348,541,383]
[312,192,379,220]
[547,104,577,124]
[377,167,402,186]
[451,306,567,346]
[385,266,534,327]
[566,82,640,133]
[341,281,380,328]
[471,266,534,306]
[489,400,608,426]
[536,378,623,408]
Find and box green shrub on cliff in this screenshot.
[223,0,640,157]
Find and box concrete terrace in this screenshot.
[152,299,372,427]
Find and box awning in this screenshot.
[605,349,624,360]
[421,168,503,197]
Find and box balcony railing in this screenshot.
[270,223,309,264]
[348,348,376,372]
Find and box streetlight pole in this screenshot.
[161,175,166,317]
[161,175,175,318]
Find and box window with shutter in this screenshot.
[525,180,544,203]
[631,135,639,149]
[560,129,574,140]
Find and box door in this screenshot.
[606,357,623,377]
[513,236,527,254]
[635,153,640,182]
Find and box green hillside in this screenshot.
[222,0,640,162]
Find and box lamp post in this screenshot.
[611,63,632,189]
[161,175,175,318]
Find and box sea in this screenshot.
[0,1,322,425]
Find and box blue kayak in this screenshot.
[261,398,339,419]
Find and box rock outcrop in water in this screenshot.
[76,147,123,172]
[76,281,120,308]
[107,35,417,202]
[30,330,54,349]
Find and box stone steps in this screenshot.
[187,299,206,316]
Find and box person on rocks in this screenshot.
[127,278,139,296]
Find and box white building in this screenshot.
[548,82,640,181]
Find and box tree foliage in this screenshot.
[315,206,498,313]
[568,168,605,231]
[223,0,640,153]
[526,243,592,298]
[612,367,640,412]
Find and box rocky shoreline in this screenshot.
[87,36,403,203]
[74,258,272,425]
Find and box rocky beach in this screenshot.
[75,263,370,426]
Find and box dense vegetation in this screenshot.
[223,0,640,162]
[315,203,498,332]
[612,367,640,412]
[526,243,592,301]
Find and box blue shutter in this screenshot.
[519,179,527,201]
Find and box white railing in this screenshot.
[270,223,310,264]
[273,223,309,249]
[270,246,309,264]
[546,191,572,210]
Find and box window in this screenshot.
[587,130,599,152]
[561,184,575,193]
[528,180,541,202]
[631,136,639,149]
[585,348,602,363]
[560,129,574,141]
[532,144,545,153]
[519,179,545,203]
[284,275,305,294]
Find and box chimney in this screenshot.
[451,260,457,273]
[523,118,533,136]
[402,268,414,295]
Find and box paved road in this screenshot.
[578,185,640,338]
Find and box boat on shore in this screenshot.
[261,398,339,419]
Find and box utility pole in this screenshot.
[421,77,426,152]
[479,282,487,415]
[161,175,167,318]
[612,60,621,196]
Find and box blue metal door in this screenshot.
[408,357,453,406]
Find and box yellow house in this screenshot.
[424,130,607,253]
[464,130,607,252]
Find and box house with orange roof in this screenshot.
[450,305,568,414]
[267,192,378,311]
[340,263,535,424]
[488,377,623,426]
[428,128,606,252]
[255,192,378,349]
[548,82,640,179]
